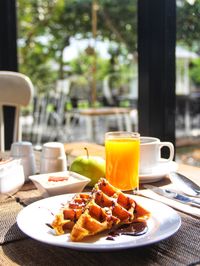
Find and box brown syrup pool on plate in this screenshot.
[106,221,148,241]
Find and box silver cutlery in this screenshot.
[169,172,200,197]
[144,184,200,208]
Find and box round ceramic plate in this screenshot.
[17,194,181,251]
[139,161,178,183]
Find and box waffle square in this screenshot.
[51,193,91,235]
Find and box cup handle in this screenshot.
[158,142,174,162]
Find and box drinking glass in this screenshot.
[105,131,140,192]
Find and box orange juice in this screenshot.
[105,132,140,191]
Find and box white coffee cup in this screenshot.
[10,141,36,182]
[139,137,174,175]
[40,142,67,174]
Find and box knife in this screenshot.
[144,184,200,208]
[169,172,200,197]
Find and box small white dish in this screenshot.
[29,171,90,197]
[0,159,25,198]
[139,160,178,183]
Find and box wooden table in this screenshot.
[66,107,133,142]
[0,145,200,266]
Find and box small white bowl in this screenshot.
[29,171,90,197]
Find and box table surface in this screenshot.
[0,143,200,266]
[75,107,131,116]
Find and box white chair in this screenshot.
[0,71,34,151]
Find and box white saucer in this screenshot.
[139,160,178,183]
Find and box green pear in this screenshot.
[70,150,106,187]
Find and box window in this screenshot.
[17,0,138,144]
[176,0,200,166]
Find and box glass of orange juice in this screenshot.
[105,131,140,192]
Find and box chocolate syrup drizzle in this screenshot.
[106,220,148,240]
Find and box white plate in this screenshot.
[139,161,178,183]
[17,194,181,251]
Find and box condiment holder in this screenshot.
[10,141,36,182]
[0,158,25,198]
[40,142,67,174]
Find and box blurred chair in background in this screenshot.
[0,71,34,151]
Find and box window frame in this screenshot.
[138,0,176,149]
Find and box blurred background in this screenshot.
[16,0,200,167]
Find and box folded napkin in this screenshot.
[0,198,27,244]
[139,183,200,218]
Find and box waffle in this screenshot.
[52,178,150,241]
[51,193,91,235]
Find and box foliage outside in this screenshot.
[17,0,137,102]
[17,0,200,101]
